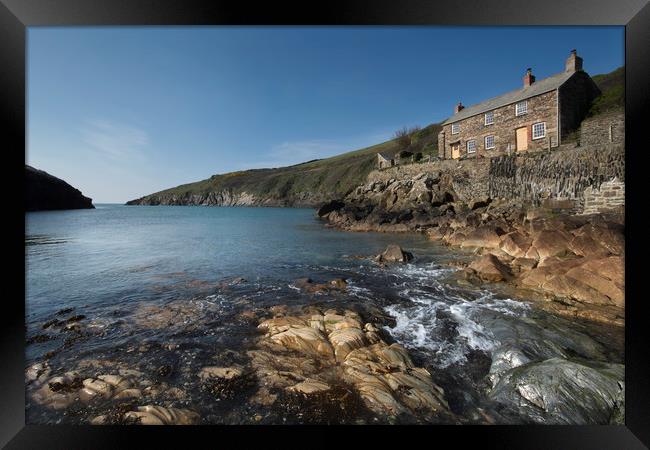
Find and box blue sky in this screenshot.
[27,26,623,203]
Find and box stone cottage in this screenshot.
[377,152,395,169]
[438,50,600,159]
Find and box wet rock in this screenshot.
[292,277,347,294]
[328,327,368,361]
[26,334,56,345]
[199,366,244,381]
[26,362,51,384]
[467,254,513,282]
[489,358,624,425]
[250,306,453,421]
[288,379,331,395]
[375,245,414,263]
[65,315,86,323]
[217,276,247,288]
[31,372,83,409]
[42,319,61,330]
[56,307,75,316]
[130,300,216,331]
[31,371,142,409]
[262,322,335,360]
[123,405,200,425]
[156,365,173,378]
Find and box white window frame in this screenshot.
[484,111,494,125]
[532,122,546,140]
[515,100,528,116]
[451,123,460,134]
[485,135,495,149]
[466,139,477,153]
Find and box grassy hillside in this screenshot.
[589,66,624,116]
[128,122,441,206]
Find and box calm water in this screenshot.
[25,205,623,424]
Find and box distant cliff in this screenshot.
[26,165,94,211]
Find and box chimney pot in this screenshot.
[523,68,535,87]
[565,49,583,72]
[454,102,464,114]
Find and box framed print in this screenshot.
[2,0,649,448]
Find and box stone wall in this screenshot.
[579,108,625,147]
[365,143,624,214]
[582,177,625,215]
[367,158,490,202]
[488,144,625,209]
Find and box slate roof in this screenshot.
[377,152,394,159]
[441,70,577,125]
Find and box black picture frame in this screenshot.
[2,0,649,448]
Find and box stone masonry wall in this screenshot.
[580,108,625,147]
[367,158,490,202]
[582,177,625,215]
[488,144,624,209]
[367,144,624,214]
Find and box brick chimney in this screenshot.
[523,68,535,88]
[454,102,464,114]
[565,49,583,72]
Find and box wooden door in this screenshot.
[451,142,460,159]
[516,127,528,151]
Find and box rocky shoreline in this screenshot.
[317,171,624,327]
[26,269,624,425]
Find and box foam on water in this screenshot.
[381,263,531,368]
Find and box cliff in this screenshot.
[25,165,94,212]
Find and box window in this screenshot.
[532,122,546,140]
[451,123,460,134]
[515,100,528,116]
[485,135,495,149]
[467,140,477,153]
[484,111,494,125]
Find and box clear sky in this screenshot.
[27,26,623,203]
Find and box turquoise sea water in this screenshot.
[25,204,623,424]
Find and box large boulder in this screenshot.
[499,231,532,258]
[466,254,513,282]
[518,256,623,308]
[527,230,573,261]
[489,358,624,425]
[460,225,504,249]
[573,222,624,256]
[376,245,414,263]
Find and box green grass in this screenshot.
[589,66,624,116]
